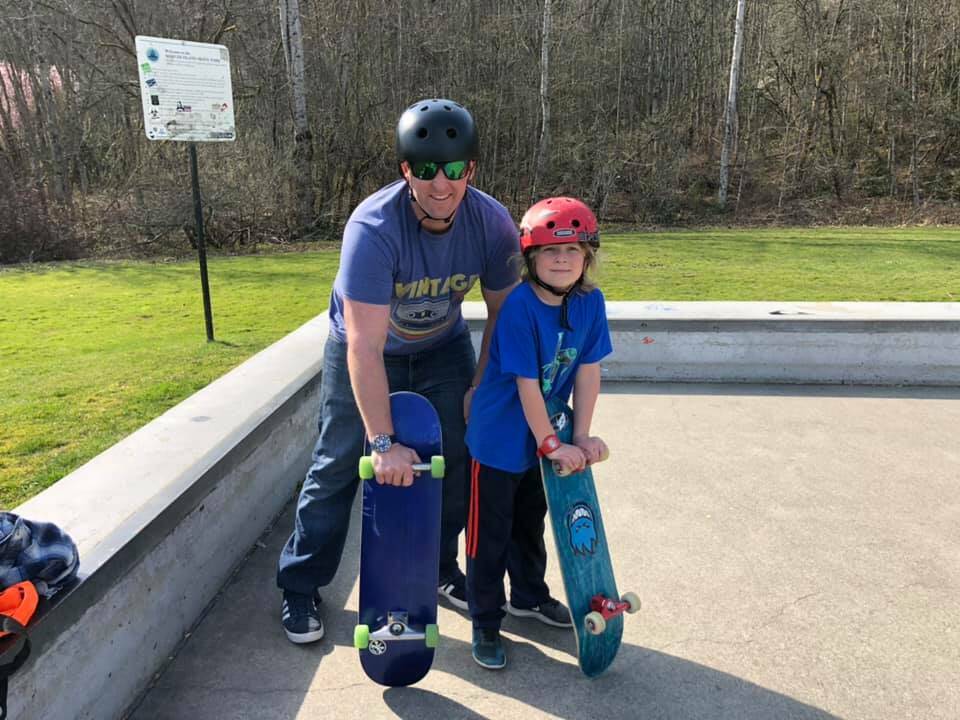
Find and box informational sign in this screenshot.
[135,36,236,142]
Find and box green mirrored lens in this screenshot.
[442,160,467,180]
[412,161,440,180]
[412,160,467,181]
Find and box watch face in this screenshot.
[371,434,392,453]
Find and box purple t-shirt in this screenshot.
[328,180,519,355]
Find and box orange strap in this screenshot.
[0,582,38,637]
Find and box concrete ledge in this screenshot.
[465,302,960,385]
[8,300,960,718]
[8,315,330,720]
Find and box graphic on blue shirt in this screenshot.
[567,502,599,556]
[541,331,579,394]
[390,272,480,340]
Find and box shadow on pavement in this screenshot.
[414,633,839,720]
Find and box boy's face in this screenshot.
[533,243,586,291]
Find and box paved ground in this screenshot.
[129,383,960,720]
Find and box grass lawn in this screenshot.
[2,227,958,507]
[600,227,960,300]
[0,252,339,508]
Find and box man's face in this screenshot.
[401,160,475,222]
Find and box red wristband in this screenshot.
[537,434,561,458]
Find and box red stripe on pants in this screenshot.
[467,459,480,558]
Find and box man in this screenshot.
[277,98,519,643]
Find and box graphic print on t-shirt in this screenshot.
[540,331,579,394]
[390,272,480,341]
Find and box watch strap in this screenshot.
[537,433,561,458]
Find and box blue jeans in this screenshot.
[277,331,476,595]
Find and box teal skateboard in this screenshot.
[539,397,640,677]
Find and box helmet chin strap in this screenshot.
[407,185,456,229]
[532,273,581,331]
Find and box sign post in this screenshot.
[134,35,236,342]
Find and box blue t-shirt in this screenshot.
[466,282,613,472]
[328,180,519,355]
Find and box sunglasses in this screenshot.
[409,159,470,181]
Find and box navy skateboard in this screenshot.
[354,391,445,686]
[539,396,640,677]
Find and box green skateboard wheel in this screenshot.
[425,623,439,648]
[354,624,370,649]
[358,456,374,480]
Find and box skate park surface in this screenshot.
[9,302,960,719]
[130,383,960,720]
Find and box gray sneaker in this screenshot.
[505,597,572,628]
[281,589,324,644]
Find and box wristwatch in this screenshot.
[370,433,396,454]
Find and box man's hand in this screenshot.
[372,443,422,487]
[547,442,587,475]
[573,434,609,466]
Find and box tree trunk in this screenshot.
[279,0,315,231]
[532,0,552,201]
[719,0,747,208]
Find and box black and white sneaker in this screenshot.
[505,597,572,628]
[281,589,324,644]
[438,574,468,611]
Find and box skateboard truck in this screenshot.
[359,456,446,480]
[583,592,641,635]
[354,611,440,653]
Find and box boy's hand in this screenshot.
[573,435,609,466]
[372,443,421,487]
[463,385,476,422]
[547,442,587,475]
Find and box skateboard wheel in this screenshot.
[425,623,439,648]
[358,456,374,480]
[584,611,606,635]
[622,591,641,614]
[430,455,445,478]
[354,624,370,649]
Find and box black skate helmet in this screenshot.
[396,99,479,165]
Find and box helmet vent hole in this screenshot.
[444,105,452,111]
[417,128,428,139]
[546,221,556,229]
[420,106,429,112]
[447,128,458,138]
[572,219,581,227]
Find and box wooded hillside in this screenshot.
[2,0,958,262]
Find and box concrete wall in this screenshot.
[7,301,960,719]
[466,302,960,385]
[8,316,330,720]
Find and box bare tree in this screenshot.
[279,0,315,230]
[532,0,552,201]
[719,0,748,208]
